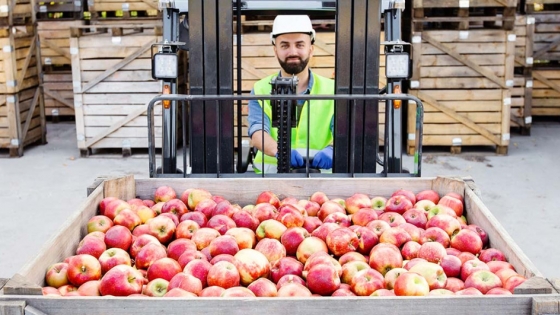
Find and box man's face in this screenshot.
[273,33,314,76]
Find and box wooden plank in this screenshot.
[423,123,502,134]
[0,300,26,315]
[81,39,156,93]
[514,277,555,294]
[533,71,560,94]
[103,175,136,201]
[532,296,560,315]
[421,33,508,89]
[416,90,503,145]
[43,87,74,109]
[19,87,39,145]
[533,36,560,58]
[2,274,42,295]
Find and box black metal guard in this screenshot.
[147,94,424,178]
[270,76,298,173]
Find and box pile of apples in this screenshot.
[42,186,527,297]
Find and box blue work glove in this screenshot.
[312,146,333,169]
[291,150,304,168]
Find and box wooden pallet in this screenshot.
[531,67,560,116]
[412,0,518,31]
[69,24,185,156]
[86,0,159,20]
[532,13,560,62]
[37,20,85,67]
[0,86,46,157]
[408,30,514,154]
[525,0,560,13]
[0,0,33,26]
[35,0,84,20]
[0,25,40,94]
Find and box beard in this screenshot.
[278,55,309,75]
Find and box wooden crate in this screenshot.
[532,13,560,62]
[531,67,560,116]
[1,175,559,314]
[43,71,74,118]
[0,25,40,94]
[412,0,518,31]
[511,73,533,134]
[408,30,515,154]
[0,0,33,26]
[35,0,84,20]
[525,0,560,13]
[514,14,535,68]
[69,24,182,156]
[0,86,46,157]
[86,0,159,20]
[38,20,85,67]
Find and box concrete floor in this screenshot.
[1,120,559,280]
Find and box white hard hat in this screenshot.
[270,15,316,44]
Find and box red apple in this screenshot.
[323,212,352,227]
[183,259,212,287]
[302,216,323,234]
[280,227,310,256]
[311,222,339,242]
[426,214,461,237]
[457,252,478,265]
[415,189,440,204]
[277,282,312,297]
[309,191,329,206]
[504,275,526,293]
[225,227,257,250]
[317,201,345,222]
[252,203,278,223]
[438,195,464,217]
[385,195,413,215]
[276,204,305,228]
[87,215,114,233]
[393,271,429,296]
[199,286,225,297]
[247,278,278,297]
[167,238,197,261]
[305,263,341,296]
[212,200,237,218]
[455,287,483,295]
[270,257,304,284]
[98,248,131,274]
[146,257,182,281]
[298,199,321,217]
[136,206,157,224]
[366,220,391,237]
[417,241,447,264]
[77,280,101,296]
[427,205,457,219]
[378,212,406,227]
[464,270,502,294]
[191,227,221,250]
[187,188,212,210]
[168,272,202,295]
[207,261,240,289]
[99,197,118,216]
[135,242,167,270]
[444,276,465,292]
[129,234,160,258]
[164,287,197,297]
[151,202,165,215]
[487,260,515,274]
[402,208,428,229]
[104,225,133,251]
[147,215,176,244]
[255,238,286,263]
[479,248,506,263]
[345,193,372,215]
[350,268,384,296]
[255,191,281,208]
[368,243,403,276]
[154,186,177,203]
[352,208,378,226]
[403,257,427,270]
[401,241,421,260]
[57,284,78,296]
[208,235,240,257]
[464,224,489,247]
[486,287,513,295]
[210,254,236,265]
[132,224,150,237]
[234,248,271,286]
[440,255,462,278]
[370,288,395,296]
[104,199,130,220]
[326,227,359,256]
[66,254,102,287]
[495,267,518,284]
[392,189,416,204]
[461,259,489,281]
[420,227,450,247]
[221,286,257,297]
[76,235,106,259]
[295,236,328,264]
[340,260,370,284]
[180,211,208,228]
[451,229,483,255]
[384,267,407,290]
[255,219,287,241]
[353,226,379,255]
[45,262,69,288]
[409,261,447,290]
[414,199,436,213]
[231,210,259,230]
[379,226,411,248]
[193,198,217,220]
[113,209,142,231]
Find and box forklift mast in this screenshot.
[150,0,422,178]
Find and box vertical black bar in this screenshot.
[334,0,352,173]
[189,0,205,173]
[363,0,381,173]
[204,0,218,173]
[235,0,243,173]
[162,8,178,174]
[351,0,367,173]
[218,0,234,173]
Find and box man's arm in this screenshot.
[250,130,278,157]
[247,91,277,157]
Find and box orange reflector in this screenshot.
[393,85,402,109]
[162,84,171,109]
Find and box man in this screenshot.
[247,15,335,174]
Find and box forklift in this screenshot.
[147,0,424,178]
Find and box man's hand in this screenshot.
[291,150,304,168]
[312,146,333,169]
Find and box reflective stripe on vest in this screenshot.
[252,72,334,173]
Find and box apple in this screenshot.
[345,193,372,214]
[183,259,212,287]
[210,254,236,265]
[168,272,203,295]
[428,289,454,296]
[42,286,62,296]
[45,262,69,288]
[154,185,177,203]
[398,223,422,243]
[99,197,118,216]
[212,200,237,218]
[378,212,406,227]
[403,257,427,270]
[457,252,478,265]
[252,203,278,223]
[161,198,189,219]
[311,222,340,242]
[143,199,155,208]
[455,287,483,296]
[464,270,502,294]
[350,268,384,296]
[487,260,515,274]
[438,195,464,217]
[379,226,412,248]
[427,204,457,220]
[402,208,428,229]
[78,280,101,296]
[270,256,304,284]
[393,271,430,296]
[323,212,352,228]
[255,238,286,263]
[113,209,142,231]
[295,236,328,264]
[414,199,436,212]
[136,206,157,224]
[255,190,281,208]
[420,227,450,247]
[298,199,321,217]
[444,276,465,292]
[401,241,421,260]
[167,238,197,261]
[194,198,218,219]
[302,252,342,280]
[164,288,197,297]
[486,287,513,295]
[310,191,329,206]
[66,254,102,287]
[317,201,345,222]
[221,286,257,297]
[371,196,387,213]
[180,211,208,228]
[340,260,370,284]
[353,226,379,255]
[151,202,165,215]
[426,214,461,237]
[366,220,391,237]
[440,255,462,278]
[146,257,182,282]
[276,274,306,290]
[98,248,131,274]
[143,278,169,297]
[504,275,526,293]
[417,241,447,264]
[495,268,518,284]
[415,189,440,204]
[132,224,150,237]
[207,214,236,235]
[305,263,341,296]
[385,195,413,215]
[276,204,305,228]
[104,225,133,251]
[255,219,287,241]
[58,284,78,296]
[479,248,506,263]
[207,261,240,289]
[451,229,483,255]
[409,261,447,290]
[247,278,278,297]
[135,242,167,270]
[446,247,461,256]
[464,224,489,247]
[178,249,208,269]
[234,249,271,286]
[231,210,259,230]
[384,267,407,290]
[129,234,160,258]
[104,199,130,220]
[461,259,489,281]
[368,243,403,276]
[277,282,312,297]
[225,227,257,250]
[191,227,221,250]
[302,216,323,234]
[352,208,378,226]
[76,235,106,259]
[199,286,225,297]
[187,188,212,210]
[326,227,359,256]
[87,215,114,233]
[370,288,395,296]
[332,288,357,296]
[147,215,176,244]
[280,227,310,256]
[208,235,240,257]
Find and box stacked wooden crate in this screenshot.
[511,14,534,134]
[86,0,159,20]
[408,0,517,154]
[521,1,560,119]
[0,2,46,157]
